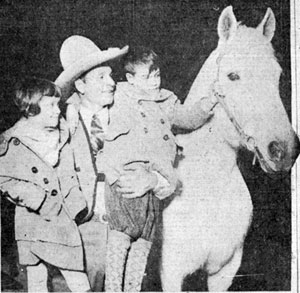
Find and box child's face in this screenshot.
[28,95,61,129]
[127,64,161,92]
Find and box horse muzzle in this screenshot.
[268,140,286,162]
[262,133,300,173]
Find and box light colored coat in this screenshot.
[100,82,212,199]
[0,120,86,269]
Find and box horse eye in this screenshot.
[228,72,240,81]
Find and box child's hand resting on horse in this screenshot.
[198,81,222,114]
[200,92,219,114]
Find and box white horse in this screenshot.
[161,6,299,292]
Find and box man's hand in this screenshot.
[116,164,158,199]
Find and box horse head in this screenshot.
[185,6,299,173]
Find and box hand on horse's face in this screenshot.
[200,82,222,113]
[211,81,224,99]
[115,164,158,198]
[200,94,219,114]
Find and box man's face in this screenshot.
[28,95,61,129]
[81,66,116,108]
[127,64,161,92]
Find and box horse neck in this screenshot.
[178,120,238,171]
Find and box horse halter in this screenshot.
[212,52,276,173]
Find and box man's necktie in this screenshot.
[90,112,105,156]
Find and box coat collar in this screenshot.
[0,118,70,156]
[116,82,173,102]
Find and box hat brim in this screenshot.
[55,45,129,100]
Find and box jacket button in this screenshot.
[13,138,20,146]
[160,119,165,124]
[163,134,169,141]
[144,127,148,134]
[43,178,49,184]
[31,167,38,173]
[141,112,146,117]
[51,189,58,196]
[102,214,108,222]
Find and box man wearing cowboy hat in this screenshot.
[55,36,163,291]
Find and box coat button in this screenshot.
[31,167,38,173]
[43,178,49,184]
[160,119,165,124]
[163,134,169,141]
[13,138,20,146]
[144,127,148,134]
[51,189,58,196]
[102,214,108,222]
[141,112,146,117]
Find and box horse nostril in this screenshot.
[268,141,285,162]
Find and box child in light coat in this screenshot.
[100,46,218,292]
[0,77,91,292]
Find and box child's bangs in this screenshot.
[42,82,61,98]
[149,63,160,73]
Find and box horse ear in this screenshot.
[217,6,237,42]
[256,8,276,42]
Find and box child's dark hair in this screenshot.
[14,77,61,118]
[124,46,160,75]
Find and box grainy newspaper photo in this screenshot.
[0,0,299,292]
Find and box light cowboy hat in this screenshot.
[55,35,129,99]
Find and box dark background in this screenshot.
[0,0,292,291]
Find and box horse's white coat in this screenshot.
[161,6,297,291]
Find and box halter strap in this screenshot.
[213,52,275,173]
